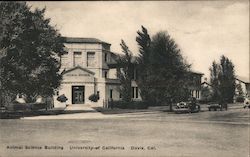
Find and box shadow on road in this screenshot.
[0,109,97,119]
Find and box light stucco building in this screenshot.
[54,37,131,108]
[54,37,202,108]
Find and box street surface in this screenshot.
[0,105,249,157]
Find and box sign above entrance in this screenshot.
[62,66,95,83]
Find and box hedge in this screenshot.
[110,101,148,109]
[9,103,47,111]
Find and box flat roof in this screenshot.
[63,37,111,45]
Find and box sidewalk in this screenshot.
[21,103,246,120]
[22,104,106,120]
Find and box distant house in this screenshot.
[235,76,250,97]
[187,71,204,100]
[200,76,250,102]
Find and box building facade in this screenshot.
[54,37,203,108]
[188,72,203,100]
[54,37,122,108]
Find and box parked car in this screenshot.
[208,102,227,111]
[243,97,250,109]
[174,101,200,114]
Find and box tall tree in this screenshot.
[201,86,213,102]
[0,2,65,103]
[209,55,236,103]
[116,40,134,102]
[149,32,191,104]
[137,30,191,105]
[209,61,221,101]
[218,55,236,103]
[136,26,151,102]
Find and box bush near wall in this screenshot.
[111,101,148,109]
[89,94,100,102]
[7,102,47,111]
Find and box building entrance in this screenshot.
[72,86,85,104]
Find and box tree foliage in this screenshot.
[136,27,191,105]
[136,26,151,102]
[148,31,191,104]
[0,2,65,102]
[201,86,213,102]
[209,55,236,103]
[116,40,134,102]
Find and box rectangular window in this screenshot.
[104,71,108,78]
[109,89,113,99]
[61,52,69,68]
[191,90,194,97]
[132,87,139,99]
[61,57,68,67]
[104,53,108,62]
[87,52,95,67]
[73,51,82,67]
[132,87,135,99]
[135,87,138,98]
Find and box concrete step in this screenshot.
[65,104,95,111]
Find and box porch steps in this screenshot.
[65,104,95,111]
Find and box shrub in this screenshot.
[57,94,68,102]
[31,103,47,110]
[11,102,47,111]
[89,94,100,102]
[236,96,245,102]
[12,103,29,110]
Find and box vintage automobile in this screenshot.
[174,101,200,114]
[208,102,227,111]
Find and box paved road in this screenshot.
[0,108,249,157]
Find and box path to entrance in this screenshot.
[22,104,106,120]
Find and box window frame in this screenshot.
[104,53,108,62]
[87,51,95,67]
[73,51,82,67]
[109,89,113,99]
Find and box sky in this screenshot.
[28,1,249,81]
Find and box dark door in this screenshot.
[72,86,84,104]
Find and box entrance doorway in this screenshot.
[72,86,85,104]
